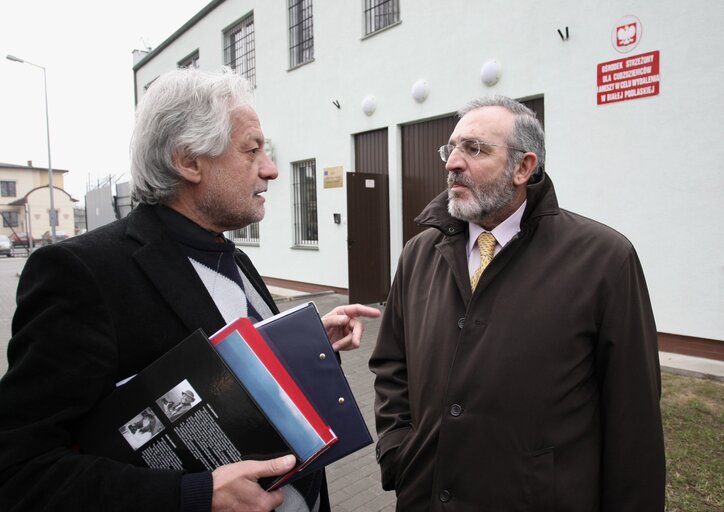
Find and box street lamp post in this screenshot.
[7,54,57,244]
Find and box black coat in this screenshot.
[0,204,325,511]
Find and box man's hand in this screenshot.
[322,304,382,352]
[211,454,295,512]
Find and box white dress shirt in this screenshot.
[467,200,527,279]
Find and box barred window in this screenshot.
[178,50,200,69]
[288,0,314,68]
[1,211,19,227]
[1,181,17,197]
[364,0,400,36]
[228,222,260,245]
[292,159,318,247]
[224,13,256,86]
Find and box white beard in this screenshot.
[447,163,516,223]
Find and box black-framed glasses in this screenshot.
[438,139,526,162]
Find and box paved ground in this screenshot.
[2,256,723,511]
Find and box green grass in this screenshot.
[662,373,724,511]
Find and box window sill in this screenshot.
[291,244,319,251]
[287,58,315,72]
[361,20,402,40]
[233,241,260,248]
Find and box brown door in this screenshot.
[347,128,390,304]
[401,115,458,244]
[522,97,545,129]
[346,172,390,304]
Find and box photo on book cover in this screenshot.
[157,379,201,422]
[119,407,165,450]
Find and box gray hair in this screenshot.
[130,68,255,204]
[458,95,546,170]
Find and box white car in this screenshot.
[0,234,14,257]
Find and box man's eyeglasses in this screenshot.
[438,139,526,162]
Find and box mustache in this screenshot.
[447,172,474,188]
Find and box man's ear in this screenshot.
[172,148,203,184]
[513,152,539,186]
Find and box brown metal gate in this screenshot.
[401,115,458,244]
[347,129,390,304]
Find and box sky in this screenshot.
[0,0,210,203]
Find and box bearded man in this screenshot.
[370,96,665,511]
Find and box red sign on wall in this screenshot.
[597,50,660,105]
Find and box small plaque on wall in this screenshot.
[323,166,344,189]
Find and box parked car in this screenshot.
[40,230,69,245]
[9,232,32,247]
[0,235,14,257]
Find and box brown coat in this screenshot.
[370,174,665,511]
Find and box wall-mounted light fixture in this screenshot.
[480,59,501,86]
[411,79,429,103]
[361,94,377,116]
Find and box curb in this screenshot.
[272,290,336,303]
[661,365,724,383]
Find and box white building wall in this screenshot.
[134,0,724,341]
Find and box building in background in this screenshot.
[0,161,76,246]
[73,205,86,235]
[132,0,724,345]
[84,177,133,232]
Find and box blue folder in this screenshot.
[254,302,373,476]
[214,329,330,463]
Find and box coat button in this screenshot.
[450,404,462,417]
[439,490,451,502]
[457,317,465,329]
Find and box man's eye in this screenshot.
[461,140,479,155]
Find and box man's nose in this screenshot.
[445,147,466,172]
[260,151,279,180]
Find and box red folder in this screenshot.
[211,318,337,489]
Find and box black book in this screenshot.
[74,328,334,489]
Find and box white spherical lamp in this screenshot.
[411,79,429,103]
[361,94,377,116]
[480,60,501,86]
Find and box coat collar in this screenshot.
[125,204,227,336]
[414,171,560,237]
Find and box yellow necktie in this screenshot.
[470,232,497,290]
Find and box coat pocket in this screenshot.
[392,425,417,491]
[377,426,413,491]
[524,446,555,511]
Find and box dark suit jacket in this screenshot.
[0,204,323,511]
